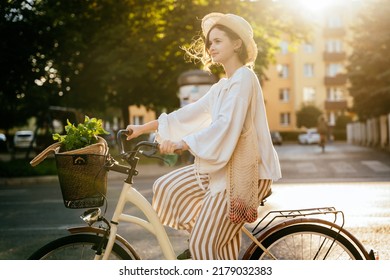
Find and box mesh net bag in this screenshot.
[226,92,261,224]
[227,125,259,224]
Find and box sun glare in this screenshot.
[297,0,338,12]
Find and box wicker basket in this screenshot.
[30,136,109,209]
[55,153,108,208]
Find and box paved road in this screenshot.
[275,142,390,182]
[1,142,389,260]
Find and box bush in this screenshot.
[280,131,302,142]
[0,158,58,177]
[332,129,347,141]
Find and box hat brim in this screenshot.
[201,13,257,64]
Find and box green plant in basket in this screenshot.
[53,116,109,152]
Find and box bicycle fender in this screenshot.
[67,226,141,260]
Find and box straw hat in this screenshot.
[201,12,258,64]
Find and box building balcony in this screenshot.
[324,74,347,86]
[324,100,348,111]
[323,27,346,37]
[323,52,346,62]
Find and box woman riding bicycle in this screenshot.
[126,12,281,260]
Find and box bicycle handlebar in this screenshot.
[116,129,128,155]
[116,129,183,158]
[116,129,159,158]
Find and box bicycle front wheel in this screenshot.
[28,234,135,260]
[247,224,363,260]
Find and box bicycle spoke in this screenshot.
[252,225,363,260]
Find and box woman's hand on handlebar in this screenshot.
[125,125,144,140]
[159,140,189,155]
[126,120,159,140]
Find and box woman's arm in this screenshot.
[126,120,189,154]
[126,120,158,140]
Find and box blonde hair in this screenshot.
[182,25,252,72]
[182,35,213,72]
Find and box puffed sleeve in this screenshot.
[183,69,254,173]
[156,84,216,142]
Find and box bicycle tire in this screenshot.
[28,234,135,260]
[246,224,363,260]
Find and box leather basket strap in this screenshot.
[30,142,61,167]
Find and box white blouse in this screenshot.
[157,66,281,195]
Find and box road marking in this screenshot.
[361,161,390,173]
[296,162,318,173]
[330,161,356,173]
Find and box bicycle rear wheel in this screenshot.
[246,224,363,260]
[28,234,135,260]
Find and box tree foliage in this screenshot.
[347,0,390,120]
[296,105,323,129]
[1,0,309,132]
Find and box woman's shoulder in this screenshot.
[231,66,257,82]
[214,67,258,92]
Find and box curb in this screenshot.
[0,164,181,186]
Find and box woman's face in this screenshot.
[207,27,241,65]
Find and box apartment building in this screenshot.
[129,105,156,125]
[262,1,361,133]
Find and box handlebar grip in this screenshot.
[116,129,182,156]
[117,129,130,155]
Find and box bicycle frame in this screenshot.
[103,179,177,260]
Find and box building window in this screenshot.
[327,87,344,101]
[303,42,314,53]
[327,63,343,77]
[304,63,314,77]
[279,88,290,102]
[328,112,336,126]
[280,40,289,54]
[132,115,144,125]
[303,87,316,103]
[277,64,289,78]
[280,112,291,126]
[326,40,343,53]
[327,15,343,28]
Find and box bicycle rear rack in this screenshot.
[252,207,345,236]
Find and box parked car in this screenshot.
[13,130,35,149]
[0,133,7,151]
[270,131,282,145]
[298,128,321,144]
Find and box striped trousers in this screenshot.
[152,164,272,260]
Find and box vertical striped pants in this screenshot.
[152,164,272,260]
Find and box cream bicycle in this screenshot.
[28,130,375,260]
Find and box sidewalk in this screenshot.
[0,163,180,186]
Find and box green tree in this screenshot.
[1,0,309,131]
[296,105,323,129]
[0,0,54,133]
[347,0,390,120]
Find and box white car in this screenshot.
[298,129,321,144]
[14,130,35,149]
[0,133,7,151]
